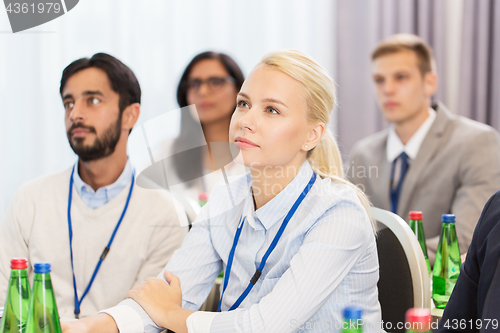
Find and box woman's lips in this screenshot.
[198,102,216,109]
[235,137,259,148]
[236,142,259,149]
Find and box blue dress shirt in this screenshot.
[73,159,133,209]
[108,160,381,332]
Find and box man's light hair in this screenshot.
[371,34,436,75]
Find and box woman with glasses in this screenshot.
[63,49,381,333]
[176,52,245,200]
[141,52,245,203]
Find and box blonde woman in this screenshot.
[63,50,381,333]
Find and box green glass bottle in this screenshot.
[0,258,31,333]
[408,211,431,275]
[432,214,461,309]
[405,308,431,333]
[198,192,208,207]
[341,306,363,333]
[25,263,61,333]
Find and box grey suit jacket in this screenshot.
[347,103,500,263]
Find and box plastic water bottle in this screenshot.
[26,263,61,333]
[405,308,431,333]
[432,214,460,309]
[341,306,363,333]
[408,211,431,275]
[0,258,31,333]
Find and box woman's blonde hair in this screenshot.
[258,50,375,231]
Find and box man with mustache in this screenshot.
[0,53,188,318]
[348,34,500,264]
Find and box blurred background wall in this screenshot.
[0,0,499,218]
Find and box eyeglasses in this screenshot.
[186,76,235,92]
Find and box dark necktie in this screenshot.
[390,152,410,213]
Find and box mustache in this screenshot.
[67,123,97,136]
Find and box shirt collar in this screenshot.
[242,160,314,231]
[386,108,436,162]
[243,193,264,231]
[73,158,134,199]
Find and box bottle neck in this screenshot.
[441,222,457,232]
[409,219,426,239]
[409,219,422,227]
[33,272,52,284]
[10,268,29,279]
[26,271,61,333]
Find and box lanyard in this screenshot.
[217,172,317,312]
[67,166,135,318]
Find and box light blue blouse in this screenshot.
[108,160,381,332]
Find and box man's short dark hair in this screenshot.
[60,53,141,113]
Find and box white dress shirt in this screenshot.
[386,108,437,163]
[103,160,381,332]
[387,109,436,188]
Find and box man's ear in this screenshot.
[424,71,438,98]
[302,122,326,152]
[121,103,140,133]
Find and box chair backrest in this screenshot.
[171,192,201,226]
[370,207,431,333]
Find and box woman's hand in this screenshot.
[61,321,88,333]
[127,270,183,328]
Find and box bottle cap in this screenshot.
[10,258,28,269]
[409,211,423,220]
[405,308,431,329]
[441,214,456,223]
[34,262,51,274]
[343,306,363,320]
[198,192,208,201]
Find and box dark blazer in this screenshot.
[347,103,500,263]
[436,191,500,333]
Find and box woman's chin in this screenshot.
[234,151,248,166]
[234,151,261,168]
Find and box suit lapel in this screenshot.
[397,103,455,218]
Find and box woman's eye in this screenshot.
[237,100,249,108]
[266,107,279,114]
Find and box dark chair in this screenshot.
[371,207,431,333]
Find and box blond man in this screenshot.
[348,34,500,262]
